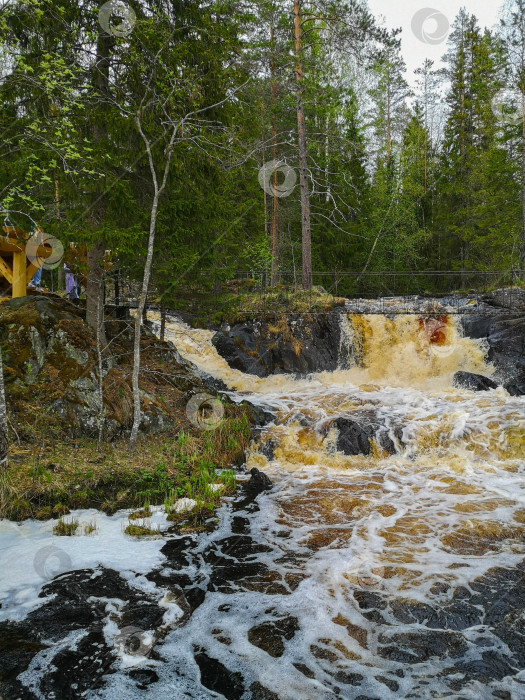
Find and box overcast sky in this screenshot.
[367,0,505,84]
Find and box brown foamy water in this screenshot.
[143,310,525,698]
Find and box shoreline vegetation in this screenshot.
[0,294,255,526]
[1,416,250,525]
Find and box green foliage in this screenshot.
[0,0,522,304]
[53,517,78,536]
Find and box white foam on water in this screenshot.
[0,508,169,622]
[3,310,525,697]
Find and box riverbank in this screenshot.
[0,295,255,523]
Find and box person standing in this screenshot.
[64,263,79,301]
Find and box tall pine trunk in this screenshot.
[270,23,280,286]
[293,0,312,290]
[86,240,106,341]
[522,90,525,265]
[0,353,7,468]
[86,31,111,346]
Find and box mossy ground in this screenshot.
[0,406,251,521]
[163,280,345,327]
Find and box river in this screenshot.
[1,308,525,699]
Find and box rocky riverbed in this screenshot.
[1,290,525,698]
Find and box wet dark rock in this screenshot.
[259,438,277,461]
[0,626,48,696]
[185,587,206,612]
[453,371,498,392]
[353,590,388,611]
[334,417,372,455]
[0,567,168,699]
[453,650,517,683]
[390,597,482,631]
[194,650,245,700]
[293,662,315,678]
[249,681,281,699]
[331,671,363,685]
[128,668,159,689]
[39,628,113,699]
[213,331,267,377]
[246,468,273,494]
[159,536,197,569]
[326,413,402,456]
[461,312,525,389]
[247,617,299,658]
[310,644,338,662]
[240,401,276,427]
[213,311,344,377]
[506,379,525,396]
[231,516,250,534]
[378,629,468,663]
[375,675,399,692]
[208,561,285,594]
[216,535,272,560]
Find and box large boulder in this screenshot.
[0,295,213,439]
[334,417,373,455]
[330,416,401,457]
[461,312,525,395]
[212,311,344,377]
[453,371,498,392]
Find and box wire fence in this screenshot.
[140,269,525,316]
[48,268,525,317]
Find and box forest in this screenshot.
[3,4,525,698]
[2,0,525,306]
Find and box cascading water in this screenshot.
[135,310,525,699]
[1,309,524,699]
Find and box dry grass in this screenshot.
[0,404,252,521]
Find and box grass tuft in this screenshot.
[53,517,78,536]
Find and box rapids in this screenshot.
[143,309,525,698]
[1,308,524,699]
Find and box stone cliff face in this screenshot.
[0,296,213,439]
[211,310,344,377]
[460,313,525,395]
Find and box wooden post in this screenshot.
[12,250,27,298]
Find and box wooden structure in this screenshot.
[0,227,53,299]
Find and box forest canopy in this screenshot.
[1,0,525,299]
